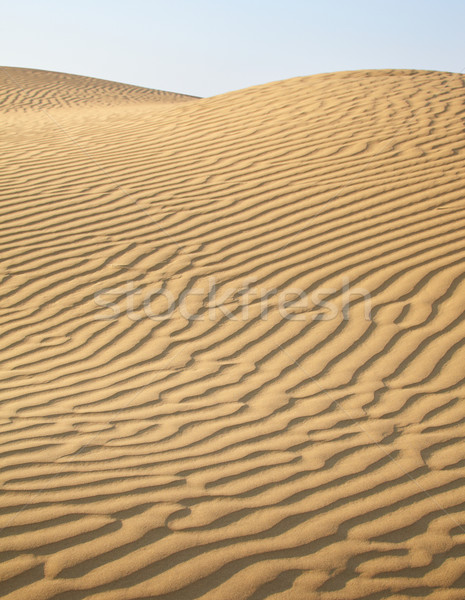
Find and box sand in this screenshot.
[1,66,465,599]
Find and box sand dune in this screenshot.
[0,67,196,112]
[1,66,465,599]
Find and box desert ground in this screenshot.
[1,66,465,599]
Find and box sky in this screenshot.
[1,0,465,98]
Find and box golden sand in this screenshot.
[1,66,465,599]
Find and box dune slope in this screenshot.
[0,67,197,112]
[1,67,465,599]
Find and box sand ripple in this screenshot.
[1,67,465,599]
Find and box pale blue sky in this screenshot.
[1,0,464,97]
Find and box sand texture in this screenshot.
[1,66,465,599]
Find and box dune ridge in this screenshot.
[1,67,465,599]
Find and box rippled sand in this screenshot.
[1,66,465,599]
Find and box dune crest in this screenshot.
[1,67,465,599]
